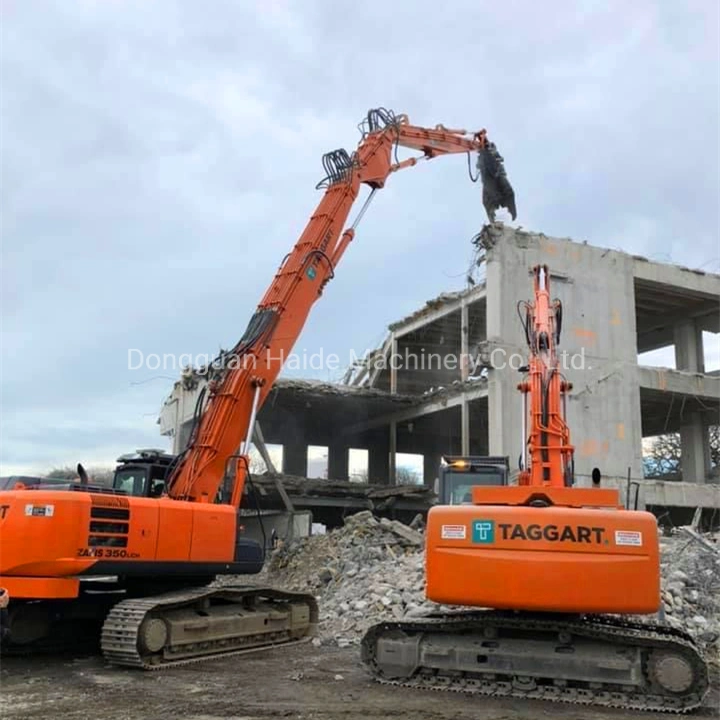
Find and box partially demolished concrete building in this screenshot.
[158,225,720,516]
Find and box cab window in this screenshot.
[112,468,148,496]
[443,470,506,504]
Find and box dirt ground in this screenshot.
[1,643,718,720]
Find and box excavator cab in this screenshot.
[111,449,176,498]
[436,455,509,505]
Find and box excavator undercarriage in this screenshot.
[361,610,709,713]
[101,585,318,669]
[3,583,318,669]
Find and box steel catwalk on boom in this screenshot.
[0,107,516,667]
[361,266,710,713]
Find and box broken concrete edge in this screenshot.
[345,374,490,404]
[383,223,720,336]
[173,374,422,404]
[267,378,416,403]
[250,471,435,499]
[498,224,720,280]
[386,285,485,332]
[178,371,489,409]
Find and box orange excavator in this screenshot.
[0,108,516,668]
[361,265,710,711]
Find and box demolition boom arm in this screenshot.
[165,108,516,504]
[517,265,574,487]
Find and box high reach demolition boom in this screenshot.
[165,108,516,508]
[0,108,516,668]
[361,265,710,713]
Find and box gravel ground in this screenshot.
[1,642,718,720]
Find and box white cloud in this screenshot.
[1,0,718,469]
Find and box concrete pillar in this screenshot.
[484,235,529,463]
[389,421,397,484]
[487,374,522,459]
[368,433,390,484]
[327,444,349,480]
[460,301,469,382]
[674,320,704,373]
[680,412,711,483]
[282,441,307,477]
[461,399,470,455]
[390,333,398,394]
[469,399,490,455]
[423,451,443,487]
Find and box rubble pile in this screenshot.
[263,511,446,646]
[657,530,720,657]
[263,512,720,658]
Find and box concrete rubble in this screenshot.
[655,529,720,653]
[261,510,448,647]
[261,511,720,663]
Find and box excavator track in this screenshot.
[101,585,318,669]
[361,610,710,713]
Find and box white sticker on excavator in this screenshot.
[615,530,642,546]
[24,504,54,517]
[441,524,466,540]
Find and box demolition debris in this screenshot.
[258,511,720,662]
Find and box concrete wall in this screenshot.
[484,228,645,484]
[159,381,205,454]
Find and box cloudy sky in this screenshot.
[1,0,718,475]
